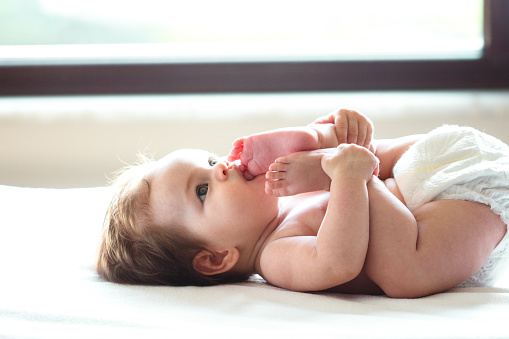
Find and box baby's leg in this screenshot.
[227,127,320,177]
[365,177,507,298]
[265,149,333,196]
[266,148,379,197]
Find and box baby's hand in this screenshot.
[313,109,375,153]
[321,144,379,183]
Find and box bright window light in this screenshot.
[0,0,483,64]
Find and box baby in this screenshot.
[97,109,509,298]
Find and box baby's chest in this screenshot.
[283,194,329,235]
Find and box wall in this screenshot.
[1,91,508,188]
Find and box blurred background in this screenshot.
[0,0,507,188]
[2,92,508,188]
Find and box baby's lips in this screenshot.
[231,159,242,168]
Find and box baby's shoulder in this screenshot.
[269,192,329,241]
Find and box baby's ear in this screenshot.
[192,248,239,276]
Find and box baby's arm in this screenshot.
[259,144,379,292]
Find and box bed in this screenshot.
[1,184,509,339]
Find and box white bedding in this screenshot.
[1,185,509,339]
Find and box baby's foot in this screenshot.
[265,149,333,197]
[227,127,319,177]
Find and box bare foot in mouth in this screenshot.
[227,126,321,177]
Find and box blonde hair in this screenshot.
[96,156,248,286]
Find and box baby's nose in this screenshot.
[214,160,230,181]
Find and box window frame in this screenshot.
[0,0,507,96]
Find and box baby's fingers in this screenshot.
[322,144,379,181]
[358,114,374,150]
[355,117,373,149]
[337,110,361,145]
[346,114,360,145]
[334,109,375,148]
[363,123,373,150]
[334,111,349,144]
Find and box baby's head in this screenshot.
[96,149,279,286]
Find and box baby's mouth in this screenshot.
[242,171,256,181]
[232,160,256,181]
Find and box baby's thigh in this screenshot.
[413,200,506,284]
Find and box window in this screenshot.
[0,0,507,95]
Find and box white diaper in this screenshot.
[393,125,509,287]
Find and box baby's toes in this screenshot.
[227,150,239,162]
[265,179,290,197]
[266,169,286,181]
[268,159,289,172]
[232,138,244,148]
[227,146,243,162]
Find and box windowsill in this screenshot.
[2,90,509,188]
[0,41,484,66]
[1,90,508,122]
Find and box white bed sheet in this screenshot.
[1,185,508,339]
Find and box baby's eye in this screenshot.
[196,184,208,202]
[208,157,219,166]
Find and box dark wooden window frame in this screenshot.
[1,0,507,96]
